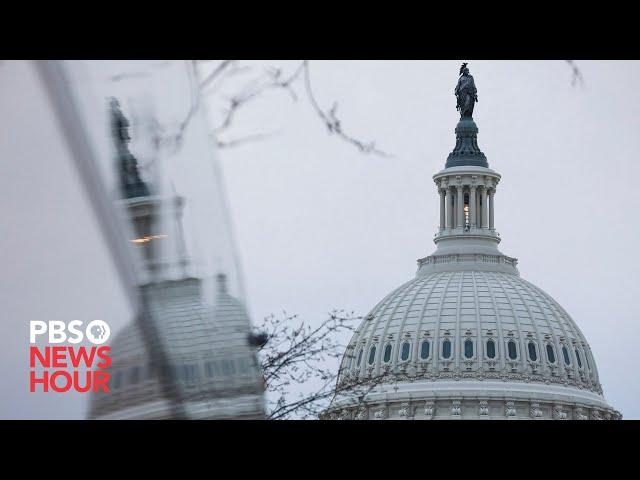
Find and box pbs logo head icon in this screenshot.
[85,320,111,345]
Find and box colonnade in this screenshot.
[438,185,495,231]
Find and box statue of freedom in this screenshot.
[455,63,478,119]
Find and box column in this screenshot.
[489,189,495,230]
[476,188,481,227]
[439,189,446,230]
[445,187,453,229]
[469,185,477,228]
[481,187,488,228]
[456,187,464,228]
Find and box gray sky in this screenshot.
[212,60,640,417]
[1,60,638,418]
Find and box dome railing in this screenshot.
[417,253,518,268]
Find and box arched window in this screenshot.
[420,340,430,360]
[368,345,376,365]
[129,366,140,385]
[161,364,175,380]
[356,348,363,367]
[575,348,583,368]
[464,339,474,359]
[546,344,556,364]
[222,359,235,376]
[112,370,122,389]
[383,344,392,363]
[562,346,571,366]
[442,339,452,359]
[400,341,411,361]
[584,350,591,370]
[238,357,249,373]
[486,339,496,359]
[507,340,517,360]
[527,342,538,361]
[182,364,199,383]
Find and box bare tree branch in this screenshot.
[216,131,278,149]
[197,60,254,97]
[253,310,394,419]
[211,63,305,135]
[566,60,584,87]
[301,60,392,157]
[200,60,391,157]
[199,60,236,90]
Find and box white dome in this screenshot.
[328,268,620,420]
[325,91,620,419]
[342,270,601,392]
[89,277,265,419]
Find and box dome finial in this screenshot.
[455,63,477,119]
[447,64,487,168]
[110,97,150,199]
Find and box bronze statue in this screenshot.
[110,98,150,199]
[455,63,478,119]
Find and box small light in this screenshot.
[131,234,167,244]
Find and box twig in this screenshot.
[301,60,392,158]
[216,131,278,149]
[566,60,584,87]
[199,60,236,90]
[203,60,391,157]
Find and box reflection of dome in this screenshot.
[325,74,620,420]
[89,276,265,419]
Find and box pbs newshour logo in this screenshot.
[29,320,112,393]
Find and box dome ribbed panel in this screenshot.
[343,271,601,393]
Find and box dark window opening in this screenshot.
[221,359,235,376]
[401,342,411,361]
[486,339,496,359]
[546,344,556,364]
[383,344,392,363]
[464,339,474,359]
[238,357,249,373]
[442,339,452,359]
[420,341,430,360]
[129,366,140,385]
[584,351,591,370]
[562,346,571,366]
[112,370,122,389]
[575,348,583,368]
[368,346,376,365]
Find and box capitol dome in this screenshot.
[89,275,265,419]
[324,66,620,420]
[88,101,265,420]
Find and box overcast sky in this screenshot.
[2,60,638,419]
[212,60,640,418]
